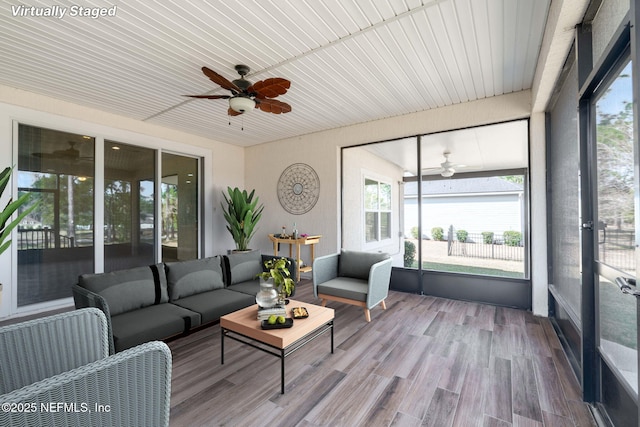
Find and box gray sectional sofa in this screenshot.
[73,251,296,353]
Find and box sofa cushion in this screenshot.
[166,256,224,301]
[171,289,255,324]
[317,277,368,302]
[78,264,168,316]
[110,303,201,352]
[227,280,260,296]
[338,250,390,280]
[224,251,263,285]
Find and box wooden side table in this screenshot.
[268,234,321,281]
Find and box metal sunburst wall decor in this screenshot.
[277,163,320,215]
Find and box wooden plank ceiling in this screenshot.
[0,0,551,147]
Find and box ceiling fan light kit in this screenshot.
[229,96,255,113]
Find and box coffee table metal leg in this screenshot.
[281,349,286,394]
[330,321,334,353]
[221,328,225,364]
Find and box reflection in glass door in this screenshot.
[594,59,638,424]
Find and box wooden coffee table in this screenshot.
[220,300,335,394]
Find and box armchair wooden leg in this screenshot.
[380,300,387,310]
[321,299,327,307]
[364,308,371,322]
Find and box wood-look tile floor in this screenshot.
[168,281,596,427]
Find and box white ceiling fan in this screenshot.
[424,151,466,177]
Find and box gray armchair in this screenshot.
[313,249,392,322]
[0,308,172,427]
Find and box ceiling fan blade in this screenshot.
[227,107,243,116]
[256,98,292,114]
[184,94,230,99]
[251,78,291,99]
[202,66,241,92]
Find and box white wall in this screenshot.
[342,146,404,257]
[0,85,244,318]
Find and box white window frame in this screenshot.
[363,175,392,246]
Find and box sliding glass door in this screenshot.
[14,123,202,313]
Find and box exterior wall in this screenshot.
[405,193,523,239]
[0,85,243,318]
[342,146,403,262]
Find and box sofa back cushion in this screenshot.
[78,264,168,316]
[338,250,390,280]
[165,256,224,301]
[224,251,263,285]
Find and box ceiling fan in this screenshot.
[185,65,291,116]
[424,151,466,177]
[32,141,93,162]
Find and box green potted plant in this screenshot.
[221,186,264,252]
[257,257,295,303]
[1,166,36,255]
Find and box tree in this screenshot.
[596,79,634,231]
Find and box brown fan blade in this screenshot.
[250,78,291,99]
[256,98,292,114]
[184,94,230,99]
[227,107,243,116]
[202,66,241,92]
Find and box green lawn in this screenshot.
[419,261,524,278]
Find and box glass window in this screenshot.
[161,153,199,262]
[17,124,95,306]
[364,178,392,243]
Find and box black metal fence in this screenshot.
[17,228,75,249]
[447,230,524,261]
[599,228,635,272]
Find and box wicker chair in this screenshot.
[0,308,172,427]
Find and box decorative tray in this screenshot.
[291,307,309,319]
[261,318,294,329]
